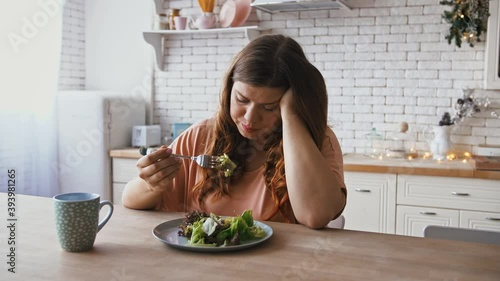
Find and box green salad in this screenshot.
[216,153,237,177]
[177,210,266,247]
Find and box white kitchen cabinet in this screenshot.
[112,158,139,204]
[396,175,500,213]
[396,175,500,237]
[460,210,500,232]
[112,183,127,205]
[396,205,459,237]
[343,172,396,234]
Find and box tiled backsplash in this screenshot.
[62,0,500,154]
[156,0,500,154]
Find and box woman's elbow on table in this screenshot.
[297,213,335,229]
[121,178,160,210]
[297,195,346,229]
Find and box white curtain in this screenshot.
[0,1,63,197]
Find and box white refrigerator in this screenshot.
[56,91,145,201]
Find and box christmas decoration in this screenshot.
[440,0,490,47]
[452,95,481,122]
[439,89,500,126]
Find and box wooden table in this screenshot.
[3,193,499,280]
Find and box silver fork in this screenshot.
[139,146,219,169]
[170,153,219,169]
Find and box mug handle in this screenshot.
[97,200,114,232]
[188,17,196,30]
[213,14,219,27]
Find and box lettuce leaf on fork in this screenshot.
[216,153,237,177]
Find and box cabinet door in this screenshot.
[460,210,500,232]
[112,158,138,205]
[396,205,459,237]
[343,172,396,234]
[397,175,500,213]
[112,183,126,205]
[112,158,139,183]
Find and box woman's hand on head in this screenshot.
[279,88,297,118]
[136,146,181,192]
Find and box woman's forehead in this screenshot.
[232,82,284,102]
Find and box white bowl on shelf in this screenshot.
[219,0,252,28]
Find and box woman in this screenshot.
[122,34,346,229]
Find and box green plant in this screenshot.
[439,112,454,126]
[440,0,490,47]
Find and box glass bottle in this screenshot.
[364,128,383,158]
[163,133,174,146]
[386,122,417,159]
[158,13,168,30]
[386,130,406,158]
[168,9,181,30]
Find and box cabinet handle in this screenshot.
[419,211,437,215]
[451,192,470,196]
[485,217,500,221]
[354,188,371,193]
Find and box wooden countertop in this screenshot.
[110,148,500,180]
[343,153,500,180]
[8,193,500,281]
[109,147,142,158]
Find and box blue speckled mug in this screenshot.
[53,193,113,252]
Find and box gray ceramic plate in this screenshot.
[152,218,273,252]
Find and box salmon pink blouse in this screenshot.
[156,119,346,223]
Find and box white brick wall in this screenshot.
[152,0,500,153]
[58,0,85,90]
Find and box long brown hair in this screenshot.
[192,34,328,222]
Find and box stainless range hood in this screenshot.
[251,0,351,13]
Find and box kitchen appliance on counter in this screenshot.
[132,125,161,147]
[56,91,146,201]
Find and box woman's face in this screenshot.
[230,81,284,145]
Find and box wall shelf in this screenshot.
[143,26,263,71]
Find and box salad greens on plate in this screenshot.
[177,210,266,247]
